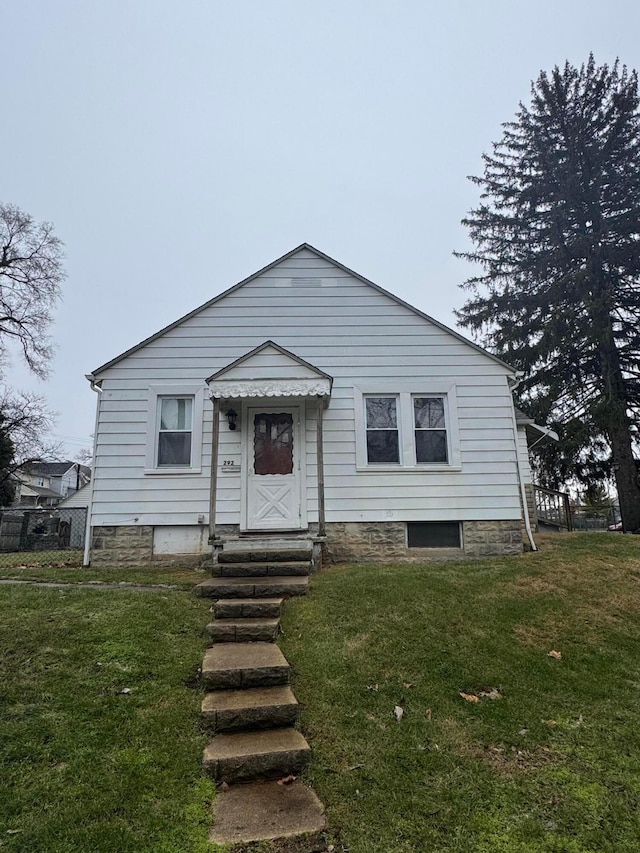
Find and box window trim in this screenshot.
[145,385,205,475]
[354,383,461,471]
[365,394,401,465]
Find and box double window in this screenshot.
[358,386,459,469]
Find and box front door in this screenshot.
[245,406,304,530]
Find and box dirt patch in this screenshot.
[343,633,371,654]
[439,716,561,777]
[467,742,560,776]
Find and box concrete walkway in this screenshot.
[0,578,183,592]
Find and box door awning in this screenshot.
[206,340,333,399]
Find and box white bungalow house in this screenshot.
[84,244,553,566]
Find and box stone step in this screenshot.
[195,575,309,599]
[202,642,290,690]
[219,538,313,564]
[214,561,311,578]
[210,780,326,846]
[207,617,280,643]
[203,727,311,783]
[202,685,299,732]
[213,598,283,619]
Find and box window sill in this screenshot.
[144,466,202,476]
[356,464,462,473]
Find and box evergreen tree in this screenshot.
[456,56,640,532]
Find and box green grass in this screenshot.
[3,534,640,852]
[280,533,640,853]
[0,549,84,568]
[0,584,215,853]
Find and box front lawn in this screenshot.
[0,584,214,853]
[2,534,639,852]
[281,533,640,852]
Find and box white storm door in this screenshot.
[245,407,303,530]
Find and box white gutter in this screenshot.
[508,375,538,552]
[83,374,102,566]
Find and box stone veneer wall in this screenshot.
[91,519,524,566]
[91,525,153,566]
[523,483,538,532]
[325,520,523,563]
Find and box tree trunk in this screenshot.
[608,418,640,532]
[588,268,640,531]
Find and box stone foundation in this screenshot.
[462,520,523,558]
[523,483,538,532]
[325,520,523,563]
[91,525,153,566]
[91,519,524,566]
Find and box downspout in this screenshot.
[508,374,538,552]
[83,374,102,566]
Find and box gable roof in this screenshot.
[206,340,333,384]
[89,243,515,378]
[26,461,87,478]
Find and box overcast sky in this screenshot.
[2,1,638,459]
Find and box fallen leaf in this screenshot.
[543,720,558,727]
[459,691,480,703]
[426,707,432,721]
[402,682,414,689]
[347,763,364,771]
[366,683,379,693]
[394,705,404,721]
[518,728,528,736]
[547,650,562,660]
[277,775,297,785]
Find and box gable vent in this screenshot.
[290,277,322,287]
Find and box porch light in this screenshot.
[227,408,238,430]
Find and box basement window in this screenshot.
[407,521,461,549]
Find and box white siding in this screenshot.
[90,248,522,528]
[517,426,533,485]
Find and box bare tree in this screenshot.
[0,389,62,489]
[0,203,64,377]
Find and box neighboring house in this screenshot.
[16,461,91,508]
[85,244,555,566]
[57,482,91,508]
[13,481,61,508]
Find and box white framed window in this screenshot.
[157,397,193,467]
[355,384,460,471]
[145,385,205,474]
[365,396,400,464]
[413,396,448,464]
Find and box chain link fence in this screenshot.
[571,503,622,532]
[0,507,87,567]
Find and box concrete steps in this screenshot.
[203,727,310,783]
[195,575,309,599]
[210,780,325,846]
[197,534,321,843]
[202,685,299,732]
[212,598,283,619]
[219,538,313,564]
[207,617,280,643]
[202,642,290,690]
[214,561,311,577]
